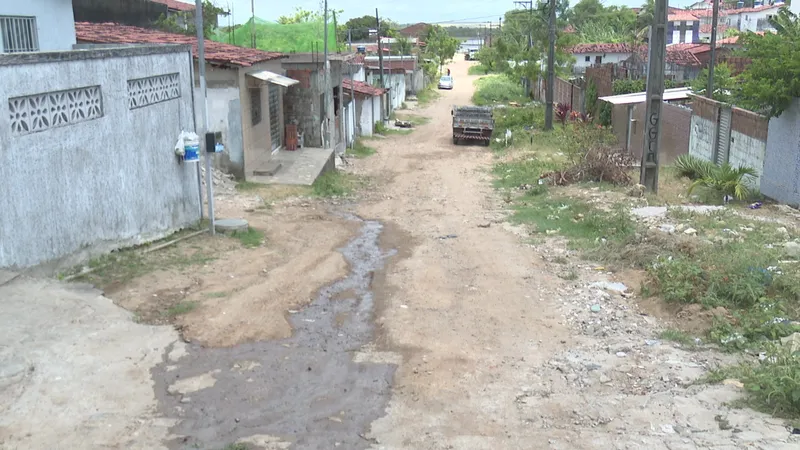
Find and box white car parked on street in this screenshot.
[438,75,454,90]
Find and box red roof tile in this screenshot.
[669,11,699,22]
[151,0,195,12]
[636,45,703,67]
[343,78,386,96]
[75,22,282,67]
[569,43,635,54]
[692,8,728,18]
[398,23,429,38]
[700,23,729,33]
[364,66,406,74]
[726,4,780,14]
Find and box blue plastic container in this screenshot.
[184,143,199,162]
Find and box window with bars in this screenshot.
[1,16,39,53]
[250,88,261,126]
[268,85,281,150]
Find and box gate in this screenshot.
[715,106,732,165]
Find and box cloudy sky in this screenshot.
[212,0,696,26]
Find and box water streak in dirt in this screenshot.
[153,215,397,449]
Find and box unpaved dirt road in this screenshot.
[3,59,797,450]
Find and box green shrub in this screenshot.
[472,75,527,106]
[674,154,716,180]
[688,163,758,200]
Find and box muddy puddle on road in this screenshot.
[153,215,398,450]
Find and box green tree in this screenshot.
[737,28,800,116]
[769,7,800,39]
[420,25,460,75]
[692,63,735,103]
[394,36,413,55]
[344,15,396,41]
[153,0,226,39]
[277,7,321,24]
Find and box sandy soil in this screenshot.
[345,60,797,449]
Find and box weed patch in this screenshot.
[349,140,376,158]
[473,75,527,106]
[416,87,440,107]
[165,301,197,318]
[235,181,265,191]
[705,345,800,418]
[510,197,635,251]
[231,227,265,248]
[312,170,358,197]
[468,64,493,75]
[660,328,699,347]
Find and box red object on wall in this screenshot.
[285,124,298,151]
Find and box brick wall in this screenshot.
[763,98,800,206]
[551,77,585,113]
[584,64,617,97]
[613,102,691,164]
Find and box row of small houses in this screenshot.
[0,1,424,270]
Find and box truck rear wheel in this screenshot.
[453,136,458,145]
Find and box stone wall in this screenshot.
[284,67,323,148]
[0,45,200,269]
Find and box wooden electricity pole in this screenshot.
[640,0,668,192]
[376,8,387,121]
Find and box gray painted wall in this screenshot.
[1,0,76,52]
[763,99,800,206]
[0,46,200,269]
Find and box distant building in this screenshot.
[569,43,634,74]
[1,0,76,52]
[397,23,429,39]
[668,11,700,44]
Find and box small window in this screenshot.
[250,88,262,126]
[584,56,591,62]
[0,16,39,53]
[595,55,602,64]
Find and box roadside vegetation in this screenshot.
[467,64,493,75]
[472,75,528,106]
[311,170,362,197]
[348,139,377,158]
[481,77,800,419]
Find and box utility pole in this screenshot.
[348,28,352,52]
[195,0,214,233]
[323,0,331,149]
[544,0,556,131]
[707,0,720,100]
[250,0,255,48]
[347,29,355,149]
[376,8,387,121]
[640,0,668,192]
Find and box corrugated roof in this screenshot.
[75,22,283,68]
[150,0,195,12]
[599,87,693,105]
[343,78,386,96]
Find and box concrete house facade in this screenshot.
[75,22,295,180]
[570,43,633,74]
[1,9,201,269]
[282,53,351,152]
[343,79,385,138]
[1,0,76,52]
[668,11,700,44]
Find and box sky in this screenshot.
[211,0,697,27]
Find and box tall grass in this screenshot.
[472,75,527,106]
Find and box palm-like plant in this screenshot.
[769,7,800,39]
[674,154,716,180]
[687,163,758,200]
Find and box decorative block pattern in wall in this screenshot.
[9,86,103,135]
[127,73,180,109]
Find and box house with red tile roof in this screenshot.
[724,3,783,33]
[342,79,386,138]
[569,43,637,74]
[76,21,295,179]
[150,0,195,13]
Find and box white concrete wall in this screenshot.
[353,66,366,82]
[763,98,800,206]
[0,0,76,52]
[357,95,379,137]
[0,46,200,269]
[792,1,800,15]
[688,114,716,162]
[572,52,631,71]
[739,9,777,32]
[728,129,766,186]
[345,100,356,145]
